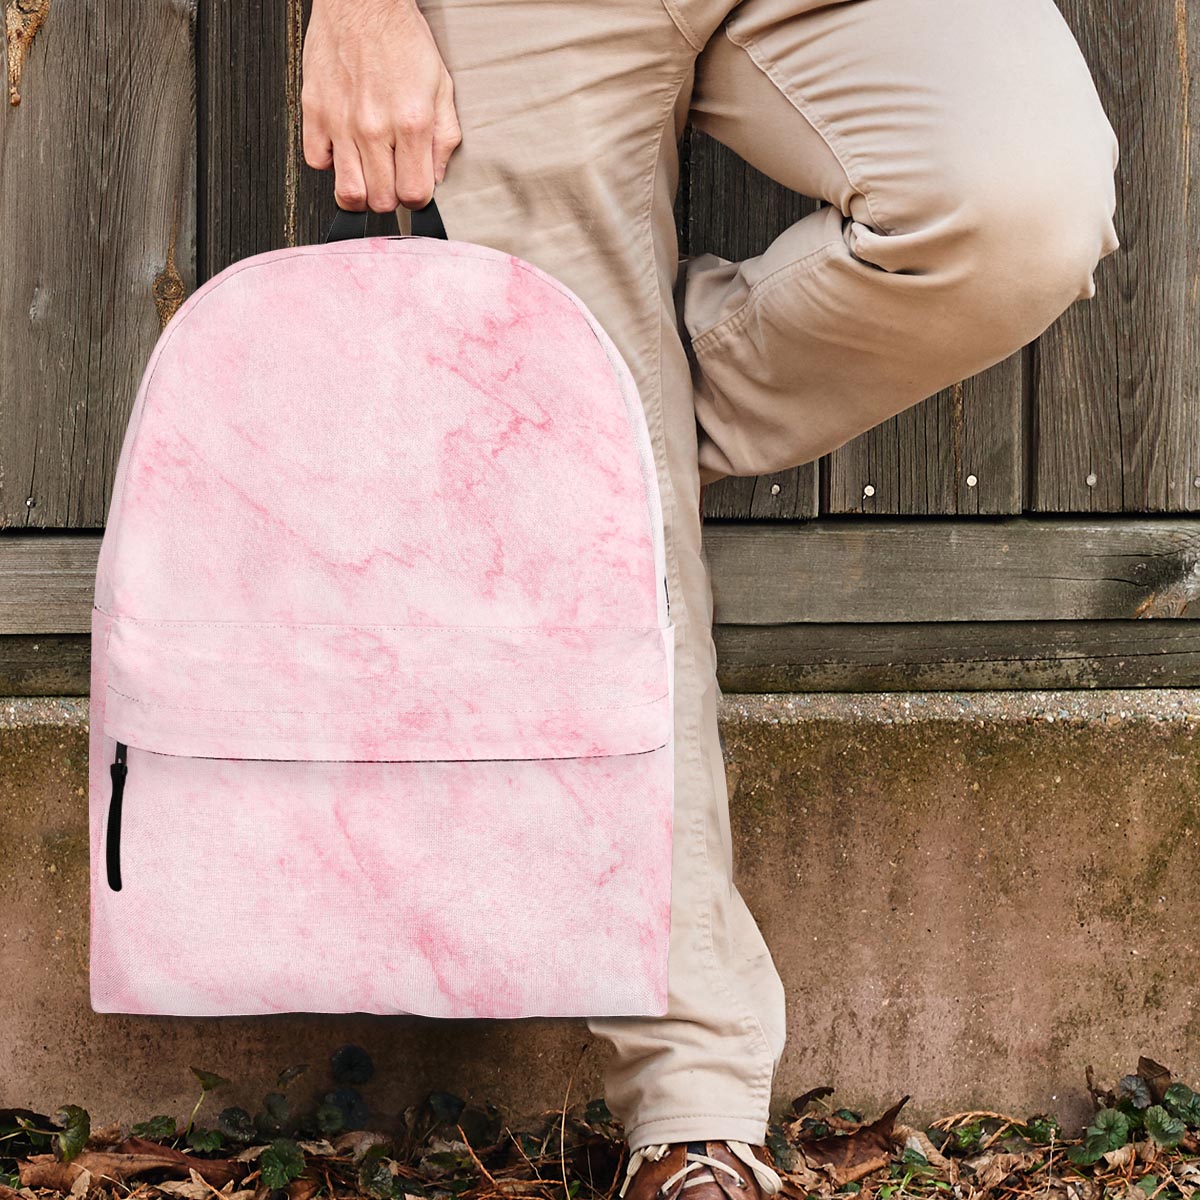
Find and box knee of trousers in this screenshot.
[878,137,1122,357]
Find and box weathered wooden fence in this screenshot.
[1,0,1198,691]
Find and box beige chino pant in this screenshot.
[414,0,1120,1150]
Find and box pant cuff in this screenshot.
[624,1113,770,1152]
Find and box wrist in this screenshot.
[311,0,421,18]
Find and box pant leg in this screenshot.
[414,0,788,1150]
[680,0,1122,484]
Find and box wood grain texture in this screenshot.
[6,618,1200,697]
[0,634,90,694]
[715,619,1200,692]
[704,518,1200,624]
[823,354,1025,517]
[199,0,396,280]
[0,0,196,529]
[0,534,101,633]
[11,520,1200,634]
[1034,0,1199,513]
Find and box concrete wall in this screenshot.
[4,691,1200,1133]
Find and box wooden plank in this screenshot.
[10,521,1200,634]
[199,0,396,281]
[704,468,818,520]
[704,518,1200,624]
[823,353,1025,516]
[0,535,101,633]
[200,0,293,273]
[7,617,1200,697]
[1033,0,1199,512]
[0,0,196,528]
[685,130,820,520]
[715,620,1200,692]
[0,636,90,695]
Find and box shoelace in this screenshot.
[618,1141,783,1198]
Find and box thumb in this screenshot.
[431,79,463,183]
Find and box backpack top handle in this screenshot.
[325,194,448,243]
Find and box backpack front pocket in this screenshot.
[90,614,675,1020]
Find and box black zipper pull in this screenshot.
[105,742,127,892]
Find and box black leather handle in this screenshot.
[325,195,448,243]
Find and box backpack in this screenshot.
[88,201,675,1019]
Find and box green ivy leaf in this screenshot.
[1137,1176,1160,1194]
[1068,1108,1130,1166]
[1091,1108,1131,1150]
[765,1126,799,1173]
[1163,1084,1200,1127]
[316,1102,345,1137]
[953,1122,983,1152]
[1067,1142,1104,1167]
[1023,1116,1061,1145]
[1145,1106,1186,1149]
[217,1107,256,1145]
[132,1115,177,1141]
[1120,1076,1154,1110]
[187,1128,224,1153]
[52,1106,90,1164]
[260,1138,305,1189]
[357,1146,395,1200]
[191,1069,230,1094]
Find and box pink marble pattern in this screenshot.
[89,237,674,1018]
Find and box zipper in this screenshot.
[105,741,127,892]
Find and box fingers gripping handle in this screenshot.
[325,195,448,243]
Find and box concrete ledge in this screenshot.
[5,692,1200,1131]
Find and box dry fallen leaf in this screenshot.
[1138,1057,1172,1105]
[482,1182,549,1197]
[965,1150,1037,1191]
[296,1141,337,1157]
[331,1130,394,1162]
[284,1177,319,1200]
[19,1146,244,1194]
[895,1125,951,1169]
[799,1097,909,1186]
[156,1172,216,1200]
[1102,1144,1136,1169]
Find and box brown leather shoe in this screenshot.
[618,1140,784,1200]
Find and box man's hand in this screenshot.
[301,0,462,212]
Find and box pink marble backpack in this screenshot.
[89,202,675,1018]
